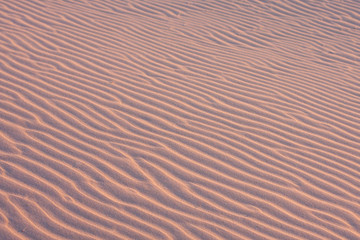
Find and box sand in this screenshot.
[0,0,360,239]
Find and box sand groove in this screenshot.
[1,0,360,239]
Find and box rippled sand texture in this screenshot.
[1,0,360,239]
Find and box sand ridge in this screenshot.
[0,0,360,239]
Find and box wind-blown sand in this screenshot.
[1,0,360,239]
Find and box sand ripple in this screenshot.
[1,0,360,239]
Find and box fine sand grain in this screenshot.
[1,0,360,239]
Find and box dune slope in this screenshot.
[1,0,360,239]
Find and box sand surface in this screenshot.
[1,0,360,239]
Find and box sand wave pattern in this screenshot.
[1,0,360,239]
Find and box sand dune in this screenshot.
[1,0,360,239]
